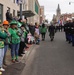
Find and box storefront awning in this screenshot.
[18,10,35,17]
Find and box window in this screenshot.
[17,10,19,17]
[13,10,15,17]
[0,4,3,23]
[35,2,39,14]
[14,0,15,3]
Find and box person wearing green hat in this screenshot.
[18,24,27,56]
[9,20,21,63]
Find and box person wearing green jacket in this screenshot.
[9,20,20,63]
[40,23,47,41]
[0,22,8,71]
[2,21,10,66]
[18,24,27,56]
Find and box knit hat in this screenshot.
[10,20,17,25]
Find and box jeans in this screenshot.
[65,33,68,41]
[0,48,4,67]
[4,45,8,55]
[3,45,8,64]
[11,43,20,60]
[72,35,74,46]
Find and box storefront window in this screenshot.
[0,4,3,23]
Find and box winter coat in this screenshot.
[0,29,8,48]
[4,28,11,45]
[40,27,47,34]
[48,25,55,36]
[19,28,27,42]
[9,28,20,44]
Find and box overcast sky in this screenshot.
[38,0,74,21]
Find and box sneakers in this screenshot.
[12,59,15,63]
[15,59,19,62]
[12,59,19,63]
[0,67,5,71]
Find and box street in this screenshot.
[20,32,74,75]
[1,0,74,75]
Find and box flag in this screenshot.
[58,20,60,24]
[16,0,23,4]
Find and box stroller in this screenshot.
[34,32,40,45]
[27,33,35,44]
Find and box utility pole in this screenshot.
[20,3,22,18]
[19,0,23,18]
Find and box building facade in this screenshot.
[0,0,19,22]
[26,0,40,24]
[40,6,45,24]
[53,4,74,24]
[0,0,41,24]
[56,4,61,22]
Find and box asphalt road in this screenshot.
[21,32,74,75]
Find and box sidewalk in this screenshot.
[2,44,35,75]
[6,44,35,65]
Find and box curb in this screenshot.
[5,44,35,66]
[2,44,35,75]
[20,44,35,63]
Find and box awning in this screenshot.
[18,10,35,17]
